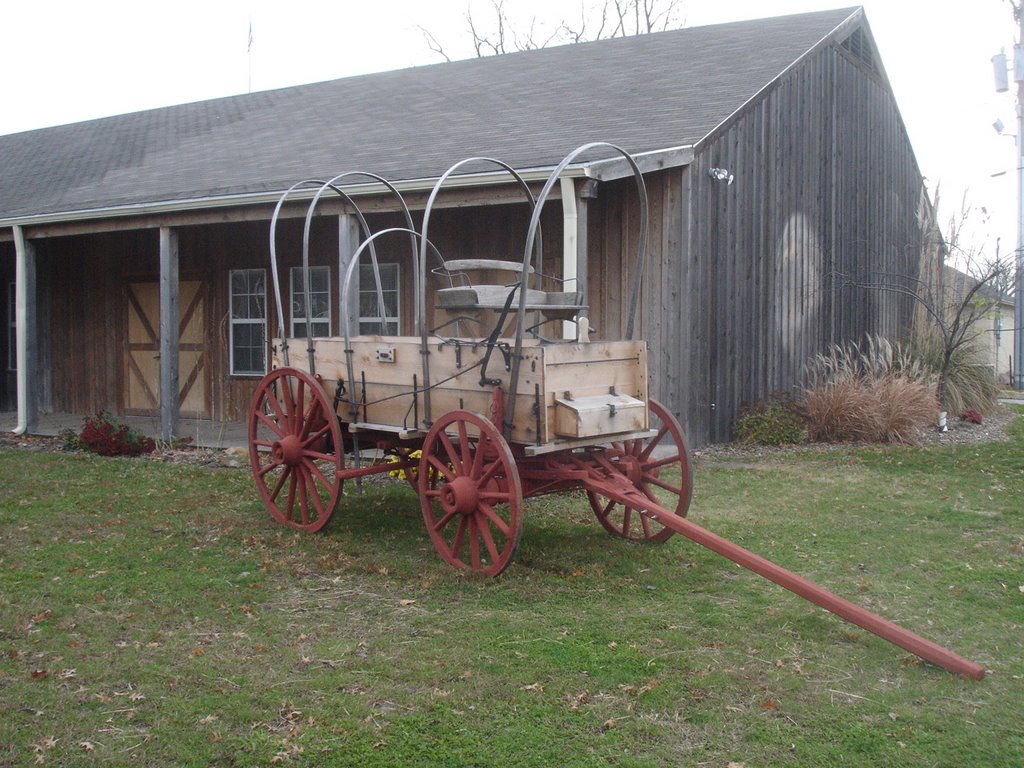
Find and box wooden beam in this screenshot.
[11,226,38,434]
[338,214,361,339]
[159,227,180,440]
[4,183,563,241]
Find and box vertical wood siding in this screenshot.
[589,37,926,448]
[678,42,926,445]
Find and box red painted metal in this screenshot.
[418,410,524,576]
[584,399,693,542]
[248,367,344,532]
[579,466,986,680]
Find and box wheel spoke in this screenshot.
[301,467,326,521]
[256,409,286,438]
[621,506,633,537]
[478,490,511,503]
[439,431,463,474]
[479,518,501,563]
[470,435,486,479]
[302,419,331,449]
[433,509,459,532]
[477,458,504,487]
[457,421,472,472]
[449,516,468,561]
[263,390,288,430]
[284,471,298,519]
[303,449,339,463]
[597,498,616,520]
[639,424,670,460]
[268,465,293,501]
[302,457,336,494]
[427,455,456,482]
[294,381,306,436]
[639,511,653,539]
[478,502,511,537]
[642,474,683,495]
[645,454,681,471]
[295,470,310,525]
[257,458,284,478]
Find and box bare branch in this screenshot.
[417,25,451,62]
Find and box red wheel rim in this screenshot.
[587,399,692,542]
[418,410,523,576]
[248,367,344,532]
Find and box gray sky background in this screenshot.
[1,1,1018,255]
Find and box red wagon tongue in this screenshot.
[579,462,986,680]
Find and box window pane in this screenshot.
[229,270,266,375]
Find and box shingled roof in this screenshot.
[0,7,861,223]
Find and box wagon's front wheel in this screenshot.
[587,399,692,543]
[419,410,523,577]
[248,367,344,532]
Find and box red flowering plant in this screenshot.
[959,409,983,425]
[76,411,156,457]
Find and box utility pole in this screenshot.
[994,3,1024,390]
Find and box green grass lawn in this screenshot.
[1,416,1022,767]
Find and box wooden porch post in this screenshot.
[12,226,37,435]
[338,214,360,336]
[159,227,180,441]
[559,178,596,340]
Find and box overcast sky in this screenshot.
[1,1,1018,253]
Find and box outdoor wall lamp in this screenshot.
[708,167,734,185]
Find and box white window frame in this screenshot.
[359,262,401,335]
[290,266,332,338]
[229,269,268,377]
[6,281,15,372]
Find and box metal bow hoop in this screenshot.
[505,142,649,439]
[337,227,448,426]
[269,179,326,367]
[300,172,418,378]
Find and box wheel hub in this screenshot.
[441,476,480,516]
[272,435,304,467]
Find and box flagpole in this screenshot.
[247,20,253,93]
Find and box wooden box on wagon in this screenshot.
[271,335,649,449]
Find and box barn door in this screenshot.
[124,281,208,418]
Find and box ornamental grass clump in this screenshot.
[76,411,156,457]
[802,335,937,444]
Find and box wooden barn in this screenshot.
[0,7,930,447]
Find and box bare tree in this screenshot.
[420,0,684,61]
[841,195,1015,412]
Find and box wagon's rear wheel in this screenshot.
[587,399,692,543]
[419,410,523,577]
[248,367,344,532]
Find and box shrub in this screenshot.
[802,336,937,444]
[906,331,1000,415]
[77,411,156,457]
[960,409,983,425]
[733,392,806,446]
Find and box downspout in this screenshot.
[12,225,32,435]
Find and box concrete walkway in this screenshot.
[0,411,248,450]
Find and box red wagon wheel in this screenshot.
[418,410,523,577]
[248,367,344,532]
[587,399,692,543]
